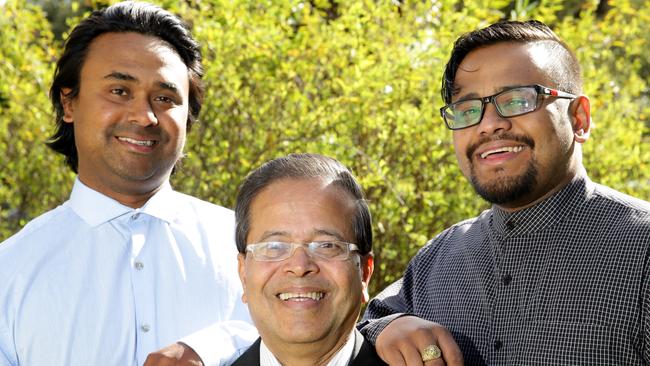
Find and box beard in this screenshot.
[465,132,537,205]
[469,156,538,205]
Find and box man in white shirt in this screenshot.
[229,153,386,366]
[0,2,255,365]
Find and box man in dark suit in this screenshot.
[231,153,386,366]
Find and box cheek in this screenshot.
[244,264,276,295]
[452,134,472,174]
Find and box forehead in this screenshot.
[81,32,189,88]
[453,42,554,98]
[247,178,356,242]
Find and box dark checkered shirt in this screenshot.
[360,173,650,365]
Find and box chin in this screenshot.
[472,172,537,205]
[469,157,539,205]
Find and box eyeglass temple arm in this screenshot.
[540,86,576,99]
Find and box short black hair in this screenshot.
[235,153,372,256]
[441,20,582,104]
[47,1,204,172]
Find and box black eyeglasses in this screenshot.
[440,84,576,130]
[245,241,360,262]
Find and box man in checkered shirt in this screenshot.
[360,20,650,365]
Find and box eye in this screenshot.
[311,241,345,257]
[461,106,481,117]
[260,242,288,257]
[154,95,175,104]
[505,98,529,107]
[452,101,482,122]
[110,88,127,96]
[315,241,336,249]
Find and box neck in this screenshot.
[77,175,166,208]
[265,331,352,366]
[496,166,584,212]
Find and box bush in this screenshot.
[2,0,648,295]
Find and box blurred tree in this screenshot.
[1,0,648,295]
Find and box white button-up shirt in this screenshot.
[259,330,356,366]
[0,179,256,365]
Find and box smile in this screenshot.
[479,145,525,159]
[117,136,156,147]
[277,292,324,301]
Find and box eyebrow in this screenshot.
[103,71,181,94]
[104,71,137,82]
[257,228,346,242]
[454,84,526,101]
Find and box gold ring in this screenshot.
[421,344,442,362]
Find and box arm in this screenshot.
[360,243,463,365]
[144,321,258,366]
[641,249,650,364]
[0,322,15,366]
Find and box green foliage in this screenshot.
[1,0,648,296]
[0,0,74,239]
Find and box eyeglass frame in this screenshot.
[245,240,361,262]
[439,84,576,130]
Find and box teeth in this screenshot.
[278,292,324,301]
[480,145,524,159]
[118,137,155,147]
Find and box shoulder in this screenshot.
[230,338,261,366]
[0,203,78,285]
[166,190,235,232]
[169,190,234,218]
[352,329,388,365]
[1,203,72,252]
[416,211,487,258]
[587,183,650,230]
[590,183,650,214]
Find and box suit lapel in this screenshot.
[231,337,262,365]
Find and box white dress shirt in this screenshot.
[0,179,256,366]
[259,330,356,366]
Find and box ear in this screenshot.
[359,254,374,304]
[237,253,248,304]
[571,95,591,144]
[60,88,75,123]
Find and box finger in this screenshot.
[143,355,171,366]
[435,332,463,366]
[401,345,425,366]
[418,343,444,366]
[379,348,407,366]
[424,350,446,366]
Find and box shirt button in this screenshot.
[140,323,151,333]
[505,221,515,230]
[131,213,140,220]
[494,340,503,350]
[134,261,144,270]
[501,273,512,285]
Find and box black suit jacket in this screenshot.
[231,329,387,365]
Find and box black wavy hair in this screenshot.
[235,153,373,256]
[47,1,204,172]
[441,20,582,104]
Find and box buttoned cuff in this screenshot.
[358,313,410,345]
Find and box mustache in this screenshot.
[466,133,535,160]
[112,124,162,140]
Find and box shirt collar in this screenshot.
[67,178,177,227]
[489,172,593,237]
[259,329,357,366]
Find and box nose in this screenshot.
[128,97,159,127]
[476,102,511,136]
[283,246,319,277]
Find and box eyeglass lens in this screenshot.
[250,241,353,261]
[444,86,539,129]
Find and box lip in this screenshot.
[473,140,529,165]
[116,135,158,153]
[275,286,327,308]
